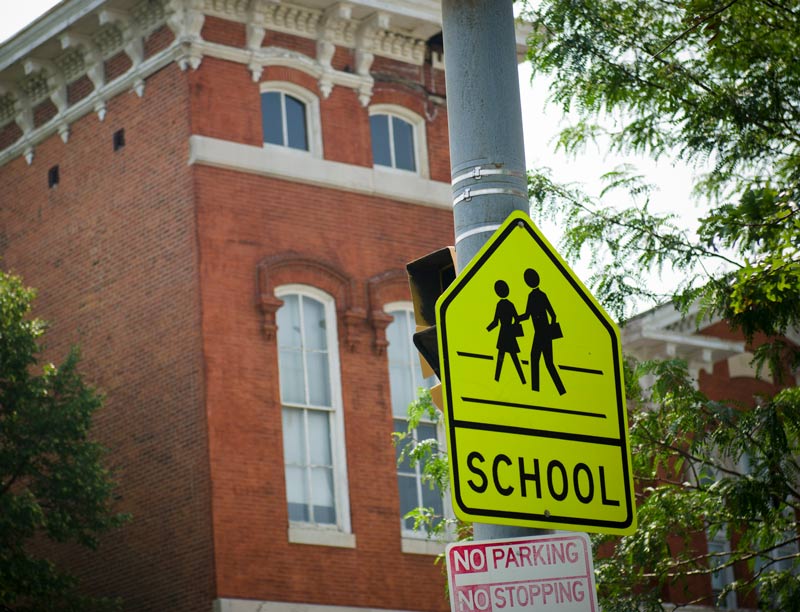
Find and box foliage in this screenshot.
[0,271,128,612]
[516,0,800,608]
[596,358,800,610]
[392,388,470,543]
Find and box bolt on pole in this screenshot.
[441,0,545,540]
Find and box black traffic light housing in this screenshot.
[406,246,456,380]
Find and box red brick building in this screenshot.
[0,1,456,610]
[2,1,796,611]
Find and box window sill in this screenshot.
[401,536,447,556]
[288,525,356,548]
[189,135,451,210]
[262,141,317,158]
[372,163,422,177]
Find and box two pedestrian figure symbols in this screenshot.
[486,268,567,396]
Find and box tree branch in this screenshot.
[652,0,741,59]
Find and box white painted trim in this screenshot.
[188,135,451,210]
[640,329,745,353]
[199,40,374,98]
[728,351,773,383]
[368,103,429,179]
[275,285,352,536]
[288,525,356,549]
[214,600,426,612]
[259,81,324,158]
[400,536,446,556]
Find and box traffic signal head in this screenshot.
[406,246,456,381]
[407,247,456,328]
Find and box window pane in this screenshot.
[278,295,305,404]
[389,363,414,418]
[415,423,438,470]
[277,294,302,349]
[398,474,419,530]
[370,114,392,167]
[285,94,308,150]
[282,408,306,464]
[279,348,305,404]
[392,116,416,172]
[307,410,332,466]
[307,351,331,406]
[387,310,416,417]
[311,467,336,524]
[421,478,444,518]
[286,465,309,522]
[417,423,437,443]
[395,419,414,475]
[288,502,310,522]
[302,297,327,351]
[385,312,406,355]
[262,91,284,145]
[393,418,407,436]
[707,538,728,592]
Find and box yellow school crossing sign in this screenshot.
[437,211,636,535]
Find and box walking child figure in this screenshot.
[486,280,526,384]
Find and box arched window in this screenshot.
[384,302,443,538]
[276,285,351,537]
[369,105,428,177]
[260,82,323,157]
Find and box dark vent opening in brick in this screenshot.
[113,129,125,151]
[48,165,59,188]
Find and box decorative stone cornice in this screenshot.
[167,0,206,70]
[203,0,434,67]
[260,4,321,38]
[374,29,426,65]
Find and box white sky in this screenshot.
[0,2,701,301]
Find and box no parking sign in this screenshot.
[446,533,598,612]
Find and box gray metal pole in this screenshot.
[442,0,529,273]
[441,0,545,541]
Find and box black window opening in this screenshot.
[48,165,59,188]
[370,114,416,172]
[261,91,308,151]
[113,129,125,151]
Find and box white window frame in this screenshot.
[275,284,353,548]
[260,82,323,158]
[368,104,429,179]
[384,302,450,552]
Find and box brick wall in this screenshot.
[0,63,215,611]
[188,19,454,611]
[0,11,455,612]
[196,167,453,611]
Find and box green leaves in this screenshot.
[0,271,127,611]
[393,388,470,543]
[592,359,800,610]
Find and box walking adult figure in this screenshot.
[519,268,566,395]
[486,280,526,384]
